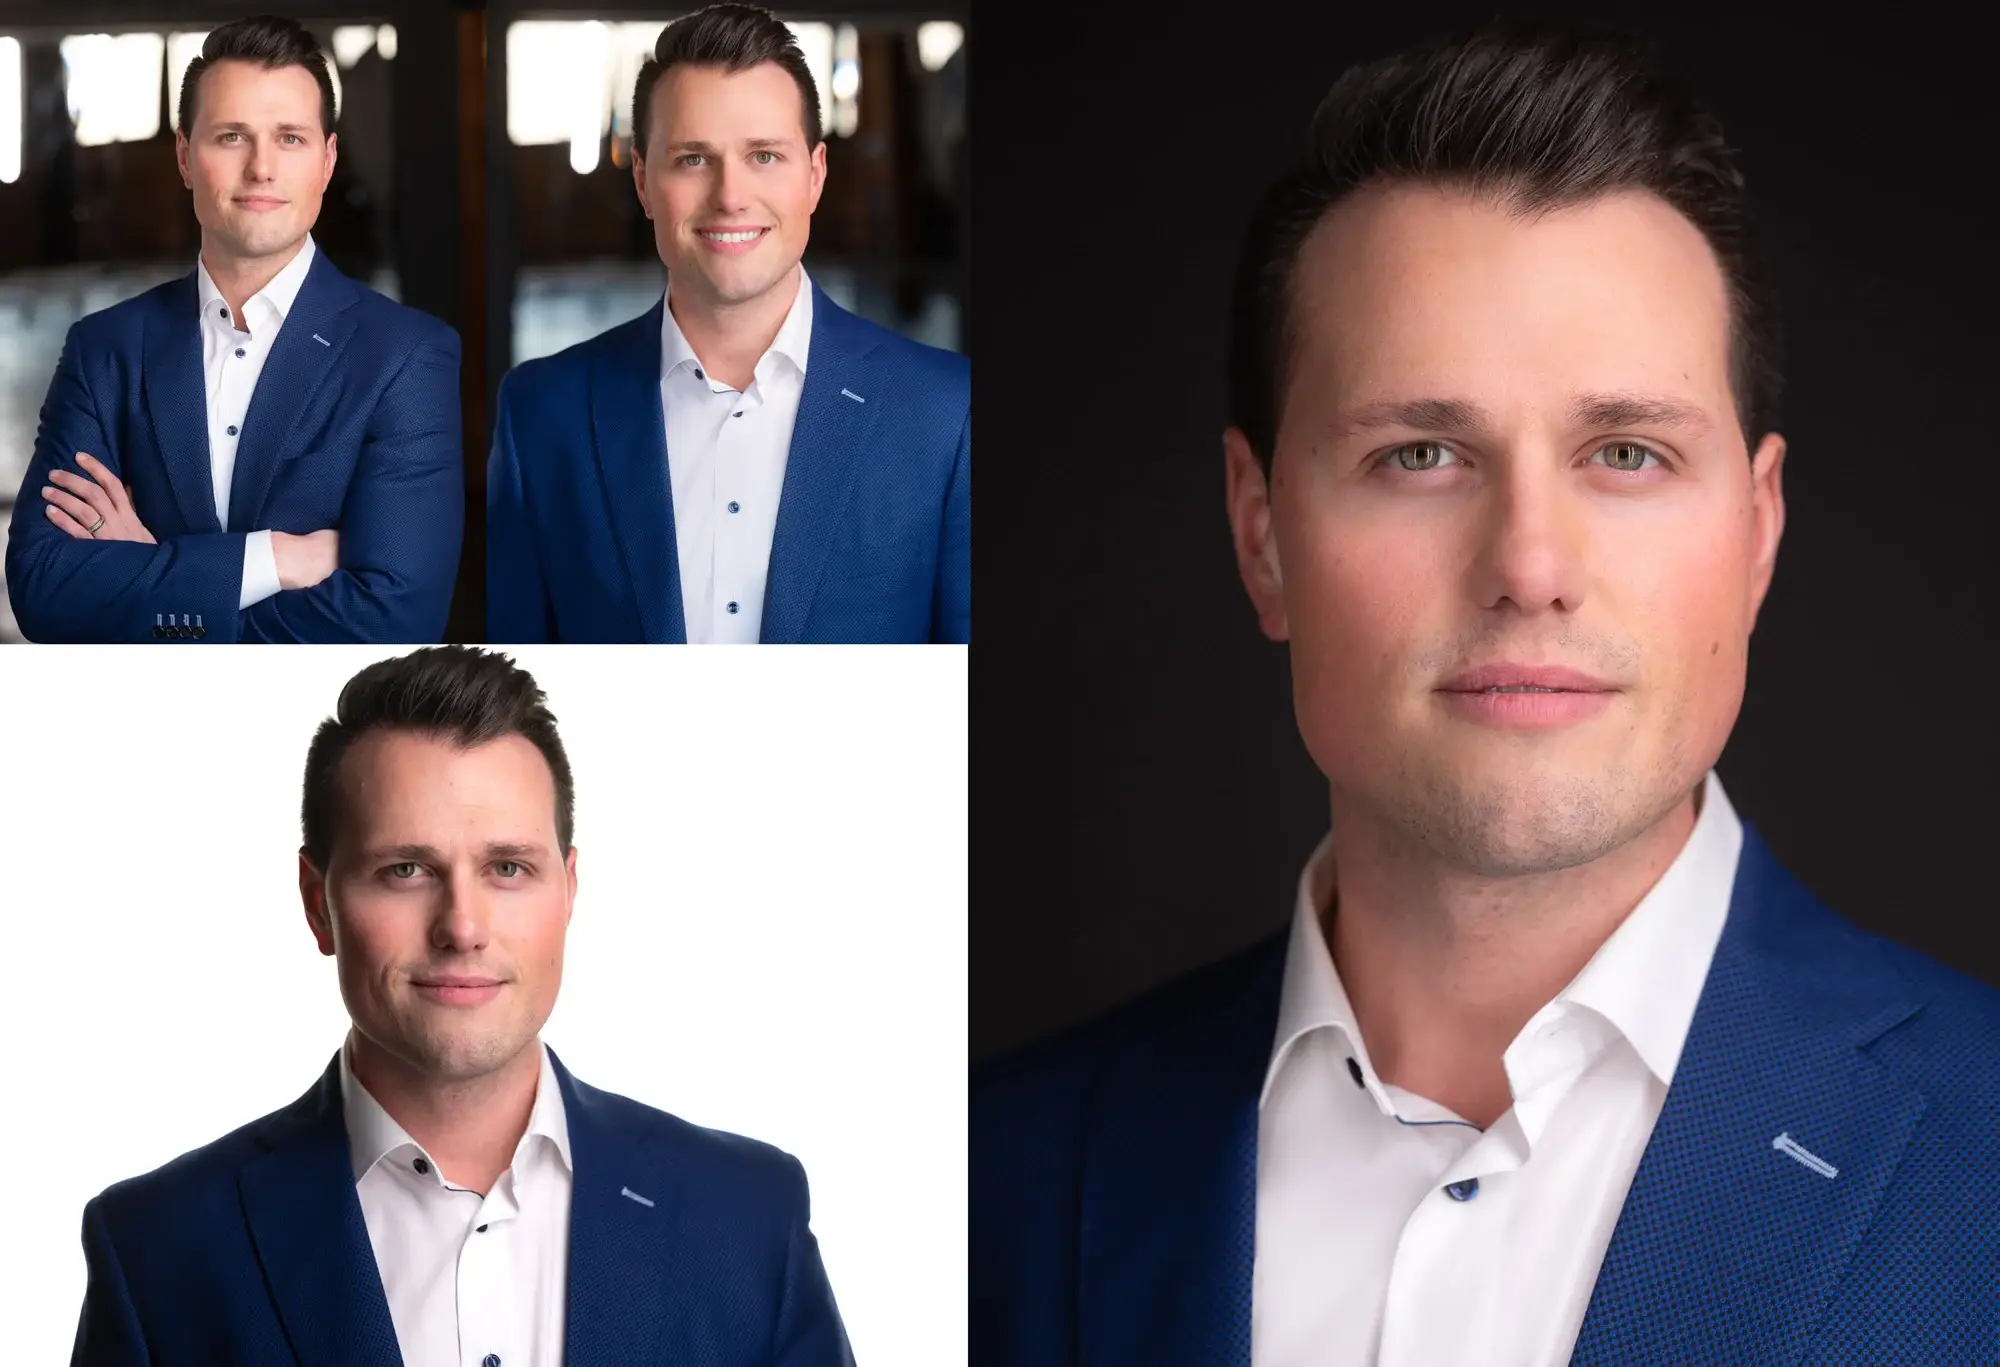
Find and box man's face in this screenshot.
[633,61,826,312]
[303,730,576,1085]
[176,59,335,266]
[1225,185,1786,875]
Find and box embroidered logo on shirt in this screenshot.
[1771,1131,1838,1179]
[619,1186,656,1207]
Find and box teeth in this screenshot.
[700,229,762,242]
[1485,685,1561,693]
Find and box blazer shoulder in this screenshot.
[1867,929,2000,1098]
[974,935,1283,1123]
[499,311,651,409]
[570,1075,808,1205]
[84,1100,294,1230]
[348,284,460,355]
[65,276,186,348]
[843,310,968,401]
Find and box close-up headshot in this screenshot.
[1,643,966,1363]
[0,0,969,644]
[972,7,2000,1366]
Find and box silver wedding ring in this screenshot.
[86,516,105,535]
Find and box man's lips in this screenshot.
[411,975,504,1005]
[1436,663,1616,693]
[694,226,770,254]
[233,195,287,211]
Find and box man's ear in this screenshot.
[300,849,336,956]
[1224,427,1290,641]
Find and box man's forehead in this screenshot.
[194,60,324,117]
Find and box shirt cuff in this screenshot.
[239,530,282,610]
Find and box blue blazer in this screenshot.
[72,1050,852,1367]
[487,285,969,643]
[5,251,463,643]
[971,825,2000,1365]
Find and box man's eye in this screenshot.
[678,154,705,168]
[1593,441,1662,472]
[1386,441,1457,472]
[494,860,524,878]
[752,150,777,164]
[387,863,422,880]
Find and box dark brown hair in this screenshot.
[630,2,823,159]
[177,15,337,138]
[1227,19,1781,470]
[301,647,575,870]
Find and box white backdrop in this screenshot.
[0,645,967,1364]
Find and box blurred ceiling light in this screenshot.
[0,37,21,184]
[61,32,165,147]
[915,21,963,73]
[166,32,208,129]
[830,23,859,138]
[376,25,397,61]
[331,25,376,70]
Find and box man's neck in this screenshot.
[1323,784,1700,1128]
[347,1029,542,1195]
[201,233,307,330]
[670,264,800,391]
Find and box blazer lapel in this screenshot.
[589,304,685,643]
[760,287,885,644]
[1080,941,1285,1367]
[556,1052,688,1367]
[1569,826,1928,1365]
[238,1054,403,1367]
[228,252,361,531]
[140,274,223,534]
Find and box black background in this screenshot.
[968,5,2000,1060]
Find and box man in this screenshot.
[5,16,462,643]
[971,23,2000,1367]
[487,3,969,644]
[71,647,852,1366]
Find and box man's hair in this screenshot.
[177,15,337,139]
[630,3,823,160]
[1226,20,1781,470]
[301,647,575,871]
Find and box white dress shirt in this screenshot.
[342,1041,574,1367]
[1253,770,1744,1367]
[659,267,813,644]
[194,234,318,610]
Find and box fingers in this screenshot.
[47,468,115,524]
[75,453,133,515]
[44,503,94,539]
[42,483,103,529]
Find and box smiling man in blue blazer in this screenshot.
[72,646,850,1366]
[487,3,968,645]
[973,24,2000,1367]
[5,17,461,644]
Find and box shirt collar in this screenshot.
[660,265,814,386]
[339,1037,574,1184]
[196,233,317,331]
[1263,769,1743,1109]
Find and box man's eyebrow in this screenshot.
[663,137,791,152]
[358,840,550,862]
[363,843,441,863]
[482,841,549,860]
[1568,391,1715,434]
[1333,397,1493,440]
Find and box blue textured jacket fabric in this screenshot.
[971,823,2000,1365]
[5,251,463,643]
[72,1050,852,1367]
[487,285,970,644]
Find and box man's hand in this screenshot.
[43,453,155,543]
[271,529,341,591]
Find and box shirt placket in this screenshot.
[455,1171,523,1367]
[212,308,255,522]
[713,381,760,642]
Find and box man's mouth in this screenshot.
[697,227,768,243]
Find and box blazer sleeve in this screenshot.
[234,328,464,643]
[484,370,553,642]
[930,402,970,644]
[71,1198,151,1367]
[771,1156,855,1367]
[4,325,248,643]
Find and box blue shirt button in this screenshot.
[412,1157,429,1175]
[726,601,740,614]
[1444,1178,1480,1202]
[234,347,245,358]
[217,306,228,319]
[226,425,238,436]
[733,410,743,417]
[727,501,740,514]
[484,1356,501,1367]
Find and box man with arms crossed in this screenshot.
[488,3,969,644]
[6,16,462,643]
[72,647,850,1365]
[972,23,2000,1366]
